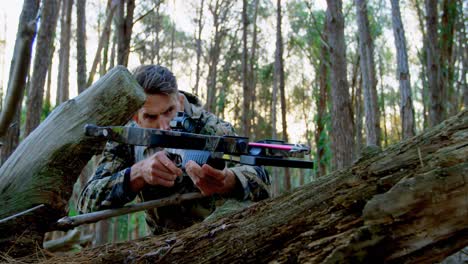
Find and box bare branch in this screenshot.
[53,192,204,231]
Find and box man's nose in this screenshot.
[159,119,171,130]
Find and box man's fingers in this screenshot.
[150,169,178,181]
[185,160,202,183]
[201,164,225,182]
[150,177,176,187]
[154,152,183,176]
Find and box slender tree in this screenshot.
[205,0,233,113]
[390,0,416,138]
[249,0,259,140]
[460,3,468,109]
[88,0,118,87]
[0,20,6,111]
[355,0,381,147]
[56,0,74,105]
[316,42,329,177]
[76,0,87,93]
[241,0,251,137]
[169,0,176,69]
[325,0,355,170]
[274,0,290,190]
[0,0,39,165]
[116,0,135,66]
[425,0,443,127]
[411,0,429,128]
[24,0,60,136]
[378,55,389,146]
[440,0,458,116]
[0,0,40,139]
[194,0,205,96]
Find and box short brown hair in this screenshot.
[132,65,178,95]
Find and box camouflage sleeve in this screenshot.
[77,141,138,213]
[199,111,271,201]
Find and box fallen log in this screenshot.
[0,66,146,257]
[34,110,467,264]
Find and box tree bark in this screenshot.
[0,0,39,138]
[241,0,250,138]
[0,66,146,257]
[316,41,329,177]
[76,0,87,94]
[390,0,416,139]
[116,0,135,67]
[25,0,60,137]
[355,0,381,147]
[440,0,458,116]
[249,0,259,140]
[56,0,74,105]
[325,0,355,170]
[274,0,290,191]
[33,109,468,263]
[426,0,443,127]
[411,0,429,129]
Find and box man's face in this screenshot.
[134,93,184,130]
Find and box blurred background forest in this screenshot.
[0,0,466,253]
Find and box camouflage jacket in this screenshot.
[77,91,270,234]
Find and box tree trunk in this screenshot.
[0,110,20,165]
[325,0,355,170]
[0,66,146,257]
[241,0,250,138]
[378,56,389,147]
[462,12,468,109]
[32,109,468,263]
[390,0,416,139]
[25,0,60,137]
[355,0,381,147]
[249,0,259,140]
[426,0,443,127]
[274,0,290,190]
[440,0,458,116]
[153,2,162,65]
[88,0,118,87]
[411,0,429,129]
[169,0,176,69]
[355,74,364,155]
[316,46,328,177]
[56,0,73,105]
[194,0,204,96]
[116,0,135,67]
[76,0,87,94]
[205,0,232,113]
[0,0,39,138]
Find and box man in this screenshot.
[78,65,270,234]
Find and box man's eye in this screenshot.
[144,114,158,119]
[164,107,174,115]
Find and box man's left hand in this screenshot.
[185,161,237,196]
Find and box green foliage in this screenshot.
[286,0,326,68]
[132,5,192,66]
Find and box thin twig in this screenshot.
[0,204,45,224]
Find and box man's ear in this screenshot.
[132,113,139,123]
[178,93,185,112]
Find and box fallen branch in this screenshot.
[0,205,45,225]
[53,192,204,231]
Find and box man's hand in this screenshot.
[129,151,183,192]
[185,160,237,196]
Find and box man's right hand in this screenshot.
[129,151,183,192]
